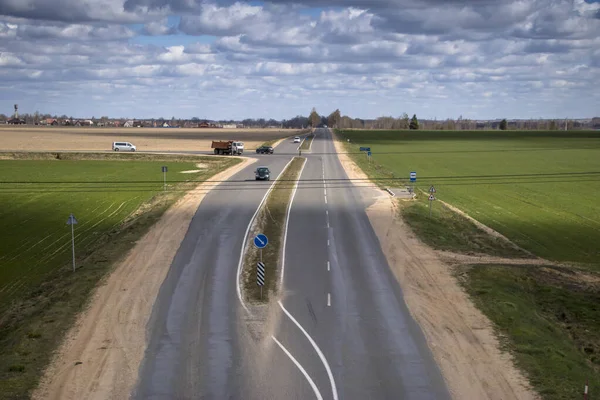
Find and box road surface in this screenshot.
[133,129,450,399]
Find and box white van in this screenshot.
[112,142,136,152]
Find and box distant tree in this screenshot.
[409,114,419,130]
[309,108,320,127]
[327,109,341,128]
[499,119,507,130]
[549,120,557,130]
[400,113,409,129]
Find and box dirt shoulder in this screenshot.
[32,156,256,400]
[331,131,538,400]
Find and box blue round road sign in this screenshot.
[254,234,268,249]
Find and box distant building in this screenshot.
[124,120,134,128]
[8,118,25,125]
[222,124,237,129]
[198,122,210,128]
[162,122,170,128]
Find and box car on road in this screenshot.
[293,136,301,143]
[255,166,271,181]
[256,146,274,154]
[112,142,136,152]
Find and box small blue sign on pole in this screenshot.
[410,171,417,182]
[359,147,371,152]
[367,151,372,157]
[254,234,268,249]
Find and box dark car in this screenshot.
[256,146,274,154]
[255,166,271,181]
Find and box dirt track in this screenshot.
[32,157,256,400]
[0,126,298,152]
[331,132,539,400]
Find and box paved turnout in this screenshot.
[133,129,450,399]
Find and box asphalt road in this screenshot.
[133,129,450,399]
[270,129,450,399]
[133,136,304,400]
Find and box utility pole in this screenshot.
[66,214,78,272]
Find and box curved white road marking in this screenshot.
[279,158,307,287]
[278,300,339,400]
[236,158,294,313]
[272,336,324,400]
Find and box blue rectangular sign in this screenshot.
[410,171,417,182]
[360,147,371,152]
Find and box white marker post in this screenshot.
[162,166,168,191]
[429,186,436,218]
[66,214,78,272]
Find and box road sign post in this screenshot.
[428,194,435,218]
[410,171,416,192]
[257,261,266,299]
[254,233,268,263]
[66,214,78,272]
[162,166,168,191]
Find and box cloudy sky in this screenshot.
[1,0,599,120]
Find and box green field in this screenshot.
[337,130,600,267]
[0,153,238,399]
[464,265,600,399]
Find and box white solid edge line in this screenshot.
[280,157,307,287]
[236,157,294,313]
[279,301,339,400]
[272,336,324,400]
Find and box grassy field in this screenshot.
[0,153,239,399]
[243,157,305,302]
[337,130,600,267]
[464,265,600,399]
[402,192,530,258]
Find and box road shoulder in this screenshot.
[32,156,256,400]
[330,130,538,400]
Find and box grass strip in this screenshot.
[400,192,530,258]
[300,134,315,151]
[462,265,600,399]
[0,151,225,163]
[243,157,305,303]
[0,155,239,400]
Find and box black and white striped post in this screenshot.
[257,262,266,299]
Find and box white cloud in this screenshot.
[0,0,599,119]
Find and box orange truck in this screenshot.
[211,140,244,155]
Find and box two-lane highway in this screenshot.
[272,128,450,399]
[133,136,304,399]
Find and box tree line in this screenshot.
[2,110,599,130]
[305,109,600,131]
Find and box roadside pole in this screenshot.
[66,214,78,272]
[429,186,436,218]
[254,234,268,300]
[162,166,168,191]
